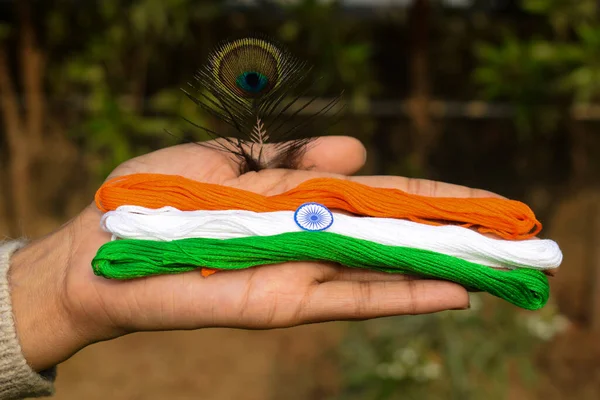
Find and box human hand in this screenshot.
[9,136,494,372]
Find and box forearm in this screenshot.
[0,240,55,399]
[7,210,97,373]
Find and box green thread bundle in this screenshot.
[92,231,549,310]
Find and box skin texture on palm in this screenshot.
[9,136,500,373]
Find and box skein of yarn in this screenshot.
[91,232,550,310]
[101,205,562,271]
[95,173,542,240]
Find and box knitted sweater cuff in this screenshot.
[0,240,56,399]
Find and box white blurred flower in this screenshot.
[524,312,571,341]
[552,315,570,334]
[387,362,407,380]
[394,347,418,366]
[410,361,442,382]
[527,317,551,340]
[421,361,442,380]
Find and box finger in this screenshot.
[297,136,367,175]
[349,176,504,198]
[251,136,367,174]
[300,280,469,323]
[256,169,502,199]
[313,263,419,283]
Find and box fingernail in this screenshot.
[452,300,471,311]
[451,305,470,311]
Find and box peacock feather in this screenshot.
[181,36,343,173]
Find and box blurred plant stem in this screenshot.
[407,0,435,178]
[0,0,45,235]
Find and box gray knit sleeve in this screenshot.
[0,240,56,399]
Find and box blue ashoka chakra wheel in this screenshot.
[294,203,334,231]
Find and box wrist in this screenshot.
[8,211,90,371]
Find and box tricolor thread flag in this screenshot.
[90,173,563,311]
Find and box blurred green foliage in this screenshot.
[331,296,568,400]
[276,0,377,111]
[474,0,600,138]
[43,0,224,178]
[24,0,377,179]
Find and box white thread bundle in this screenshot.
[101,205,563,271]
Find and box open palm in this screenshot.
[13,136,485,371]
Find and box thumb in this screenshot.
[296,136,367,175]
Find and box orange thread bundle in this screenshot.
[95,173,542,240]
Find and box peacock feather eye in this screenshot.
[185,35,342,173]
[210,38,282,98]
[236,71,269,94]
